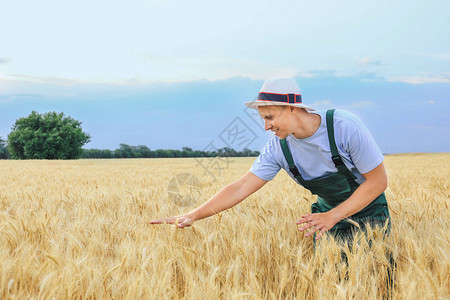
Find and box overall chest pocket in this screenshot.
[303,173,354,205]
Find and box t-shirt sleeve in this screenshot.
[249,138,281,181]
[344,115,384,174]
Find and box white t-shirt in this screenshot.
[249,109,384,185]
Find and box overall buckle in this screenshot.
[289,166,301,177]
[332,155,344,167]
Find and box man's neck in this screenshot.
[291,111,321,139]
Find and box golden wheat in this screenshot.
[0,154,448,299]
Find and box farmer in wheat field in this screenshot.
[150,78,391,241]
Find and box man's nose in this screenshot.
[264,120,272,131]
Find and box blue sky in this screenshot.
[0,0,449,153]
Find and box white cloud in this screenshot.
[355,57,382,68]
[7,74,81,86]
[418,52,450,60]
[388,72,450,84]
[401,123,449,131]
[309,100,333,109]
[304,99,375,111]
[350,101,374,108]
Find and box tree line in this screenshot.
[0,111,259,160]
[81,145,259,159]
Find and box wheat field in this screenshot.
[0,153,448,299]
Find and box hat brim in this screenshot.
[244,100,315,111]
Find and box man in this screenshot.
[150,78,391,241]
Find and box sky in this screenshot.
[0,0,449,153]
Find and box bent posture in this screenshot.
[150,79,391,241]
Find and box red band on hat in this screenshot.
[258,92,302,104]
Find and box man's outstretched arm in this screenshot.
[149,171,268,228]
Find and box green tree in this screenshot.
[155,149,168,158]
[7,111,90,159]
[181,147,193,157]
[0,137,10,159]
[135,145,152,158]
[82,149,114,159]
[241,147,252,157]
[115,144,133,158]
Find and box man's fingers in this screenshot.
[149,217,175,224]
[163,218,173,224]
[150,215,194,228]
[315,228,327,240]
[305,225,321,237]
[149,218,164,224]
[178,218,194,228]
[296,214,315,225]
[296,217,311,225]
[297,212,334,239]
[298,221,315,231]
[296,219,307,225]
[176,218,184,228]
[177,221,188,228]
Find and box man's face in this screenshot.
[258,105,292,139]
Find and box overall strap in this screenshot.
[280,139,306,184]
[326,109,357,180]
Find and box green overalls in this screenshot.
[280,109,391,240]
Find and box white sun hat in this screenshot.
[245,78,314,111]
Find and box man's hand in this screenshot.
[297,163,388,240]
[149,214,195,228]
[296,211,340,240]
[149,172,267,229]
